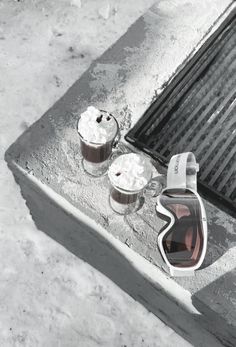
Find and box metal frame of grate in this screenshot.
[125,8,236,217]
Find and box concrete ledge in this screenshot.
[6,0,236,346]
[9,162,224,347]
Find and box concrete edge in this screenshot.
[10,160,196,314]
[7,159,229,347]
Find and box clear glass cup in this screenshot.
[109,185,142,215]
[108,153,163,215]
[78,109,120,177]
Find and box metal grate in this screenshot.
[126,10,236,216]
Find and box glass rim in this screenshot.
[110,180,150,195]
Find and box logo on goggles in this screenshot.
[174,155,181,174]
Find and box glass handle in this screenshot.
[144,175,165,198]
[112,128,121,148]
[110,141,129,163]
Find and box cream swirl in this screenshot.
[108,153,153,192]
[78,106,118,144]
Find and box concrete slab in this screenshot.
[6,0,236,346]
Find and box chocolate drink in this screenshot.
[110,186,138,205]
[78,106,118,165]
[80,139,113,163]
[108,153,153,214]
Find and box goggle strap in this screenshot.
[167,152,198,191]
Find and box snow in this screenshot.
[98,1,111,20]
[0,0,192,346]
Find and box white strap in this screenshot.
[167,152,199,191]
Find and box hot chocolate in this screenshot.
[108,153,153,214]
[78,106,119,175]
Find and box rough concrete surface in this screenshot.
[0,1,194,346]
[2,0,236,346]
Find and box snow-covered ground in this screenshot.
[0,1,192,346]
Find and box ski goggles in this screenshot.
[156,152,207,276]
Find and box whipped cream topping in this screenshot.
[108,153,153,192]
[78,106,118,144]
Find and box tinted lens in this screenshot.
[160,189,204,268]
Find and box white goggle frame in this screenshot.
[156,152,208,277]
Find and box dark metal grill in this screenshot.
[126,10,236,215]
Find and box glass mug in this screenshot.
[78,106,120,177]
[108,153,163,215]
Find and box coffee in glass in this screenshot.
[108,153,153,214]
[78,106,119,176]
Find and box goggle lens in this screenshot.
[160,189,204,268]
